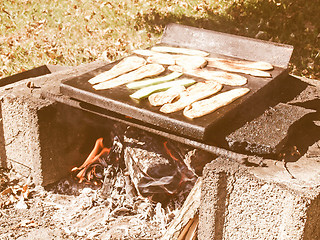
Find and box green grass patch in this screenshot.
[0,0,319,79]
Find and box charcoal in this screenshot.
[226,103,313,155]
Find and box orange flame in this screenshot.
[163,141,180,162]
[163,141,188,188]
[71,138,110,184]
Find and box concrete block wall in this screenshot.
[36,102,114,185]
[198,76,320,240]
[1,94,50,183]
[199,157,320,240]
[0,61,110,185]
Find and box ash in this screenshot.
[45,170,179,239]
[0,168,179,239]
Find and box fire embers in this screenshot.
[123,128,197,204]
[278,145,301,161]
[71,136,123,185]
[72,124,196,205]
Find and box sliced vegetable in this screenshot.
[168,66,247,86]
[126,72,183,89]
[149,85,186,106]
[151,46,209,57]
[174,55,207,70]
[93,64,165,90]
[206,58,273,71]
[88,56,146,85]
[133,49,157,57]
[130,78,196,99]
[147,54,176,65]
[183,88,250,119]
[160,81,223,113]
[206,57,272,77]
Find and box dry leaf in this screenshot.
[1,187,13,196]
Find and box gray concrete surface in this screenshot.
[199,155,320,240]
[226,103,314,155]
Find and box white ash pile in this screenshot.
[47,175,177,239]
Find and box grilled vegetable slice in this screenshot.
[206,57,272,77]
[88,56,146,84]
[174,55,207,70]
[93,64,165,90]
[168,65,247,86]
[134,49,176,65]
[147,54,207,69]
[133,49,157,57]
[183,88,250,119]
[151,46,209,57]
[147,54,176,65]
[207,58,273,71]
[148,85,186,106]
[126,72,183,89]
[144,53,207,70]
[160,81,223,113]
[130,78,196,99]
[134,48,207,69]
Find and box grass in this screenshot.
[0,0,319,79]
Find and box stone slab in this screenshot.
[226,103,314,155]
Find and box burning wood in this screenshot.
[185,149,217,176]
[71,125,198,204]
[161,178,202,240]
[70,124,204,238]
[71,137,110,185]
[123,127,197,204]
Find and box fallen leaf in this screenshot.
[22,185,30,199]
[1,187,13,196]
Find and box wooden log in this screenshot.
[161,178,202,240]
[184,214,199,240]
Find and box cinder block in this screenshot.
[226,103,314,155]
[0,61,110,185]
[1,94,51,183]
[199,156,320,240]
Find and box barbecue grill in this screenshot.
[45,23,294,161]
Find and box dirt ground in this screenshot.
[0,168,173,240]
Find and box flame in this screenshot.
[71,138,110,184]
[163,141,189,190]
[163,141,180,162]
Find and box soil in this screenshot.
[0,168,174,240]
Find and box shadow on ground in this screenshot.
[138,0,320,78]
